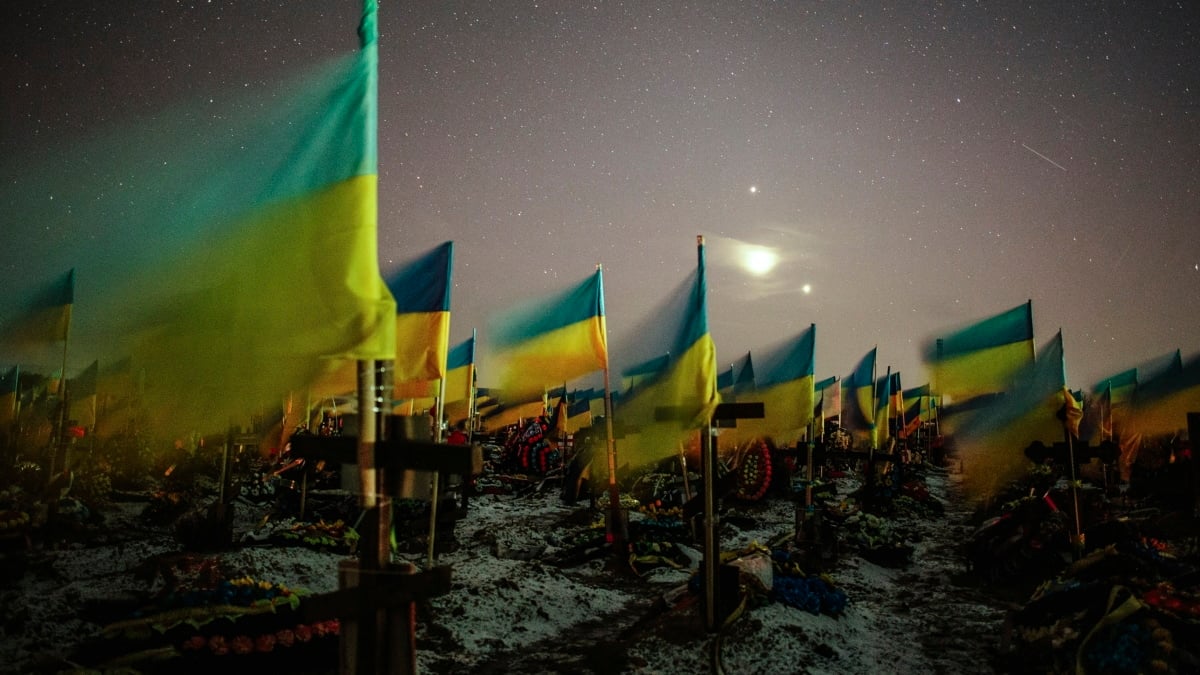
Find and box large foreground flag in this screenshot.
[387,241,454,385]
[0,269,74,349]
[12,3,399,434]
[614,238,719,468]
[489,268,608,401]
[925,301,1035,403]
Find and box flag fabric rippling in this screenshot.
[2,3,397,435]
[489,269,608,401]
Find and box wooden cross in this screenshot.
[289,413,482,675]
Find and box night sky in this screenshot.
[3,1,1199,391]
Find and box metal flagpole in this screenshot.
[597,264,624,553]
[50,305,72,478]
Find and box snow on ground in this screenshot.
[0,466,1013,675]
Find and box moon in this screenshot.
[741,247,777,276]
[748,186,758,194]
[802,284,812,294]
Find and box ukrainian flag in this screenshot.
[843,347,877,447]
[953,331,1073,495]
[2,2,397,435]
[0,269,74,350]
[717,351,756,401]
[901,383,931,438]
[442,333,476,426]
[1094,368,1139,409]
[925,301,1035,404]
[613,238,719,468]
[874,367,892,449]
[735,324,816,446]
[489,268,608,401]
[1092,367,1138,443]
[1128,351,1199,439]
[387,241,454,386]
[565,388,596,432]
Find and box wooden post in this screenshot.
[700,423,717,631]
[700,401,763,631]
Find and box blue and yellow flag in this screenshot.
[1091,367,1138,444]
[1094,368,1139,409]
[874,367,893,449]
[717,364,735,396]
[901,383,932,438]
[444,334,476,400]
[732,352,756,399]
[0,269,74,350]
[1089,350,1181,449]
[925,301,1035,403]
[842,347,877,446]
[565,388,597,432]
[735,324,816,446]
[489,268,608,401]
[887,371,905,439]
[441,333,476,425]
[613,238,719,468]
[717,352,755,400]
[953,331,1072,495]
[1128,351,1199,439]
[3,3,397,435]
[388,241,454,386]
[479,396,546,433]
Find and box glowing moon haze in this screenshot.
[742,247,778,276]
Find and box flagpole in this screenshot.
[870,348,878,451]
[695,234,721,631]
[466,329,477,440]
[836,376,841,432]
[426,314,452,568]
[427,371,448,569]
[50,302,72,478]
[596,264,624,553]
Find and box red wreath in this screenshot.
[734,439,773,501]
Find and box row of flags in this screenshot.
[2,1,1196,481]
[4,243,1198,482]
